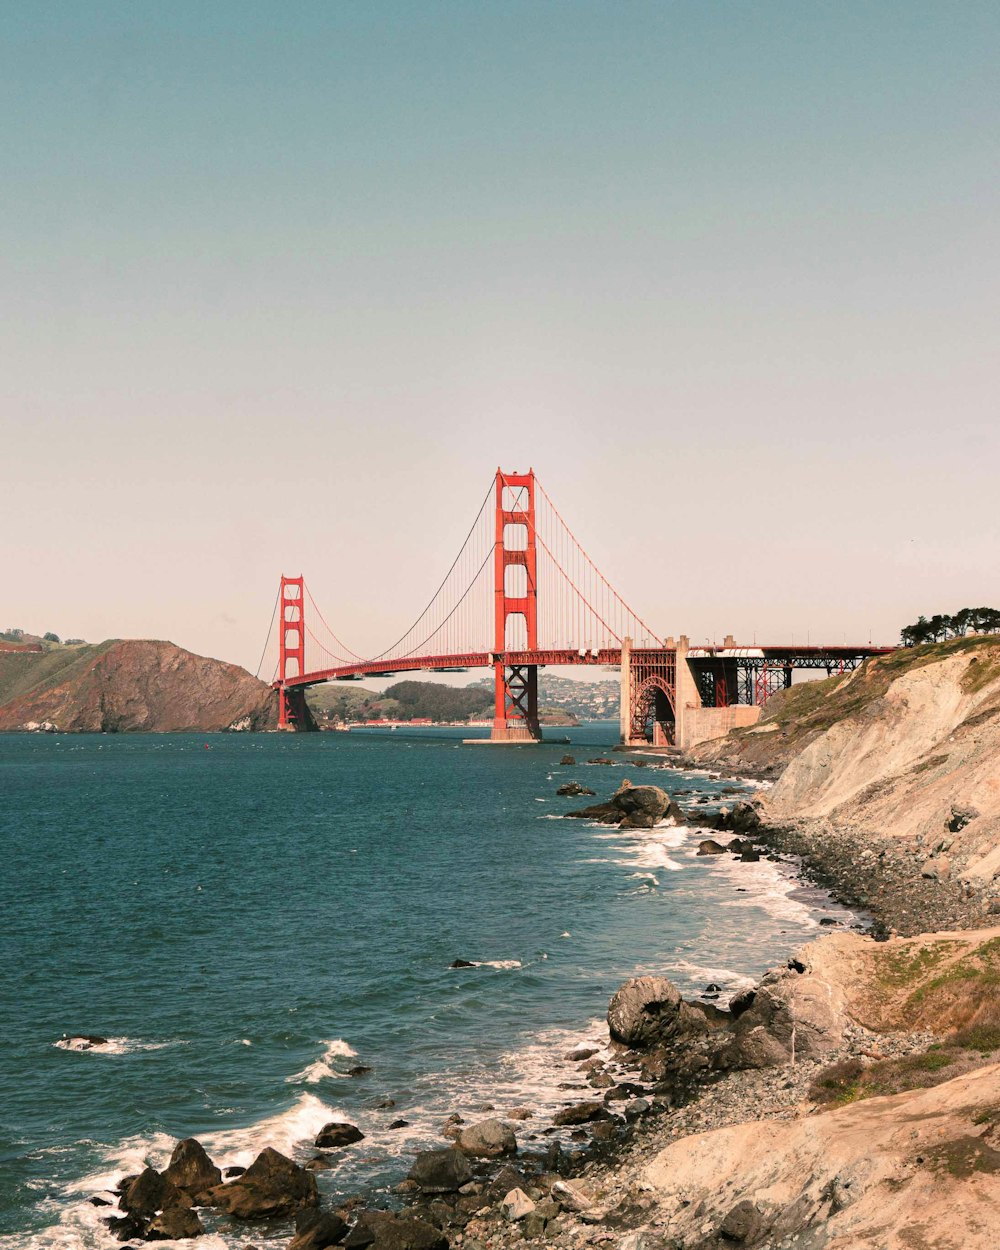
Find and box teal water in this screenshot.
[0,725,855,1247]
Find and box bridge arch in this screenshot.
[631,674,676,745]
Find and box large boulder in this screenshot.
[345,1210,448,1249]
[121,1168,187,1218]
[607,976,683,1047]
[208,1147,318,1219]
[406,1147,472,1193]
[566,780,681,829]
[145,1206,205,1240]
[456,1118,517,1158]
[613,781,673,828]
[722,961,847,1069]
[288,1208,349,1250]
[552,1101,612,1126]
[162,1138,222,1200]
[315,1121,365,1148]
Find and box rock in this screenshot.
[162,1138,222,1199]
[552,1102,611,1126]
[208,1147,318,1219]
[344,1211,448,1250]
[740,849,761,862]
[407,1147,472,1193]
[507,1107,532,1120]
[565,1046,598,1061]
[723,962,846,1069]
[718,1199,762,1241]
[559,755,576,765]
[588,1071,615,1088]
[705,982,722,992]
[102,1214,148,1242]
[603,1081,645,1101]
[921,856,951,882]
[728,987,756,1018]
[145,1207,205,1240]
[60,1034,110,1050]
[697,839,728,855]
[625,1098,651,1121]
[89,1196,113,1207]
[556,782,595,797]
[388,1119,410,1129]
[456,1119,517,1158]
[501,1188,535,1221]
[550,1179,595,1211]
[346,1065,372,1077]
[613,781,672,827]
[566,780,680,828]
[223,1165,246,1178]
[607,976,682,1047]
[315,1122,365,1148]
[449,959,476,969]
[287,1209,349,1250]
[121,1168,186,1218]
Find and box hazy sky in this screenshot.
[4,2,998,677]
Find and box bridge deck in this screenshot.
[277,644,893,690]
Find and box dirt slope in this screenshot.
[0,639,277,732]
[692,637,1000,888]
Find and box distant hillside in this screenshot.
[307,680,492,724]
[306,675,617,725]
[0,640,276,732]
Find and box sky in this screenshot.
[3,2,998,678]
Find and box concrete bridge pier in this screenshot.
[490,661,542,742]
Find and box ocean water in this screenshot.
[0,724,857,1247]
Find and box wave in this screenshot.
[286,1038,358,1084]
[53,1036,183,1056]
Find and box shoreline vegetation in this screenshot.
[39,636,1000,1245]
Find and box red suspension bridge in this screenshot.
[259,469,891,747]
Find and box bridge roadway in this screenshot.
[282,648,619,685]
[280,642,892,688]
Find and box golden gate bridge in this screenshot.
[258,469,891,747]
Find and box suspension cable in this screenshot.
[255,583,280,679]
[369,482,493,660]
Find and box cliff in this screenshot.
[0,639,277,732]
[689,636,1000,890]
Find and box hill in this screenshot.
[690,634,1000,922]
[0,640,276,732]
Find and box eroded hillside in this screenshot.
[0,640,277,732]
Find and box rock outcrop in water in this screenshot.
[0,639,278,732]
[564,779,682,828]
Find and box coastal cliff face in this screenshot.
[692,637,1000,889]
[0,640,277,732]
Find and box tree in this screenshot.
[43,632,60,643]
[900,607,1000,646]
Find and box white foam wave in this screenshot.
[476,959,522,970]
[627,872,660,887]
[53,1036,181,1056]
[286,1038,358,1084]
[200,1093,345,1167]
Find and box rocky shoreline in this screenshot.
[88,772,1000,1250]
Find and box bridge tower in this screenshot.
[491,468,541,742]
[277,574,309,731]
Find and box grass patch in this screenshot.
[925,1135,1000,1178]
[872,942,956,991]
[809,1049,960,1106]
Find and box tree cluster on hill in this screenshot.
[900,608,1000,647]
[378,680,492,722]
